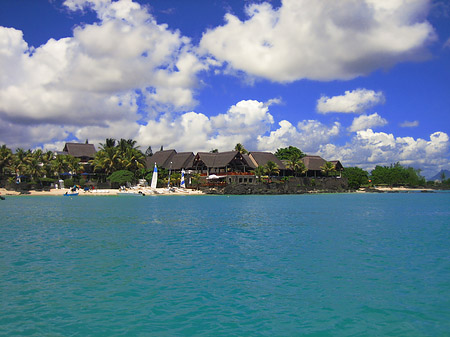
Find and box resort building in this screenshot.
[145,150,195,171]
[248,152,287,171]
[61,142,96,164]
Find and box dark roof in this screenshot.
[171,152,195,170]
[63,143,96,159]
[194,151,240,168]
[249,152,286,170]
[330,160,344,170]
[301,155,326,171]
[145,149,176,169]
[242,154,256,169]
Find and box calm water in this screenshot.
[0,193,449,336]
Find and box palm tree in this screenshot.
[265,161,279,177]
[25,153,45,182]
[100,138,116,150]
[0,145,13,179]
[254,165,266,182]
[52,155,69,178]
[10,148,30,183]
[92,147,119,176]
[320,161,336,177]
[234,143,248,154]
[286,153,307,176]
[66,155,84,175]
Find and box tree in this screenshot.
[107,170,134,187]
[342,167,369,189]
[254,165,266,182]
[371,163,425,187]
[52,155,69,178]
[66,155,84,175]
[265,161,279,176]
[320,161,336,177]
[286,153,307,176]
[0,145,13,179]
[275,146,305,160]
[234,143,248,154]
[210,149,219,153]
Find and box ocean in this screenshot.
[1,193,449,336]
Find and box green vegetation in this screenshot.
[275,146,305,160]
[371,163,425,187]
[92,138,145,176]
[234,143,248,154]
[285,152,307,177]
[107,170,135,187]
[320,161,336,177]
[342,167,369,189]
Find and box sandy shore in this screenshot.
[356,186,434,193]
[0,187,204,196]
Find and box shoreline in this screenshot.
[0,187,204,196]
[0,186,443,197]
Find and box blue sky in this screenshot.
[0,0,449,177]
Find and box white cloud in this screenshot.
[137,99,276,152]
[317,130,450,176]
[348,113,388,132]
[317,89,385,114]
[200,0,435,82]
[400,120,420,128]
[0,0,205,148]
[256,120,341,153]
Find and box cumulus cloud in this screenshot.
[400,120,420,128]
[317,89,385,114]
[200,0,436,82]
[0,0,205,148]
[256,120,341,153]
[317,130,450,176]
[348,113,388,132]
[137,99,276,152]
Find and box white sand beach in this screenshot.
[0,187,204,196]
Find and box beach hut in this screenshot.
[248,152,286,172]
[301,155,327,177]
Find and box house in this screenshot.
[301,155,327,177]
[145,150,195,171]
[193,151,254,175]
[330,160,344,177]
[248,152,286,171]
[62,142,96,164]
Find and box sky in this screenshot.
[0,0,449,177]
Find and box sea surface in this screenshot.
[1,193,449,336]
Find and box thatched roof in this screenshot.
[145,149,176,169]
[301,155,327,171]
[171,152,195,170]
[330,160,344,170]
[194,151,241,168]
[63,143,96,159]
[242,154,257,169]
[249,152,286,170]
[193,151,256,170]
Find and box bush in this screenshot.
[64,178,75,188]
[107,170,134,187]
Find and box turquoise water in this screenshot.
[1,193,449,336]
